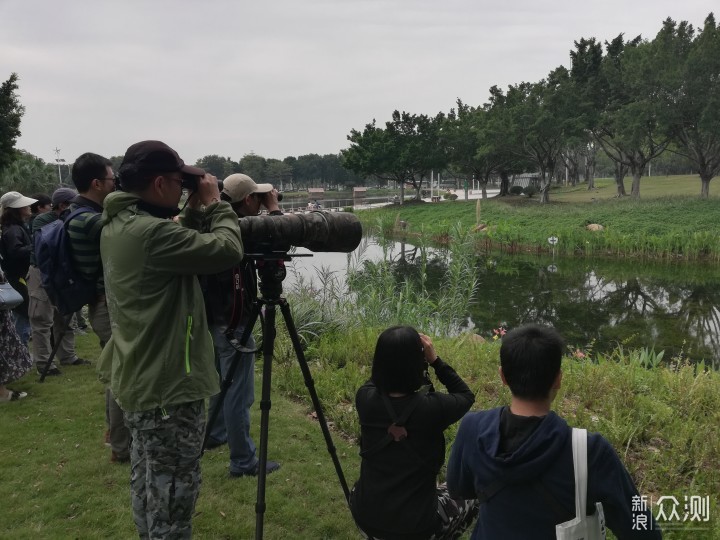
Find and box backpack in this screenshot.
[34,207,98,315]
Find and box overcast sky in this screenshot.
[1,0,716,167]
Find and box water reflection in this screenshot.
[475,256,720,366]
[286,239,720,367]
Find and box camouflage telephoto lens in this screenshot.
[238,211,362,253]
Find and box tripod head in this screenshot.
[244,249,312,303]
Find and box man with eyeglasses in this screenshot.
[68,152,130,464]
[100,140,243,539]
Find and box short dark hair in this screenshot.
[0,207,23,228]
[500,324,564,400]
[71,152,112,193]
[30,193,52,213]
[371,325,426,394]
[117,163,156,192]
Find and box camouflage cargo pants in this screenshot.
[124,400,205,540]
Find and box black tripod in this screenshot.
[203,251,350,540]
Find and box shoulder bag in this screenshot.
[0,266,23,311]
[556,428,607,540]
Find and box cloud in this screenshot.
[1,0,715,164]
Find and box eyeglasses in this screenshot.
[100,176,116,182]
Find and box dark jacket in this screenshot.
[0,221,31,282]
[0,221,32,316]
[202,258,256,329]
[350,358,475,540]
[447,407,662,539]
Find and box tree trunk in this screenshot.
[614,162,627,197]
[399,180,404,205]
[630,171,642,199]
[585,155,596,190]
[499,171,510,196]
[539,174,550,204]
[700,174,712,199]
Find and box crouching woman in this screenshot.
[350,325,479,539]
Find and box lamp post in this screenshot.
[53,147,65,186]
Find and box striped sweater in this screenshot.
[68,196,105,295]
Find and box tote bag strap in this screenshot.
[571,428,588,519]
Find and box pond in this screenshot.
[286,238,720,369]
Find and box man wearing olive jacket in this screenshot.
[99,140,243,540]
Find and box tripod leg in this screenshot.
[255,302,277,540]
[278,299,351,502]
[38,314,74,383]
[203,302,262,454]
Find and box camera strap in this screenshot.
[224,266,259,355]
[224,266,244,337]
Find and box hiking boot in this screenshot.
[229,461,280,478]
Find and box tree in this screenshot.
[568,38,605,190]
[506,76,569,204]
[265,158,293,188]
[237,153,266,181]
[444,101,495,199]
[593,35,669,198]
[480,86,532,196]
[658,14,720,198]
[294,153,322,187]
[343,110,446,202]
[0,150,56,194]
[194,154,237,178]
[0,73,25,173]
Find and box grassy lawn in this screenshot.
[3,325,718,538]
[1,333,360,539]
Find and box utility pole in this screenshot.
[53,147,65,186]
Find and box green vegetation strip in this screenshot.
[357,178,720,260]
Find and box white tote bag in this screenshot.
[556,428,607,540]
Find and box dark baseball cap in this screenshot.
[120,140,205,178]
[51,187,78,207]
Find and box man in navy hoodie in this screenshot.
[447,324,661,539]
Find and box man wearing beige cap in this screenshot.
[202,173,283,477]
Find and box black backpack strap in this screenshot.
[359,393,422,458]
[63,206,95,227]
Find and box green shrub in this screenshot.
[509,185,524,195]
[523,185,538,198]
